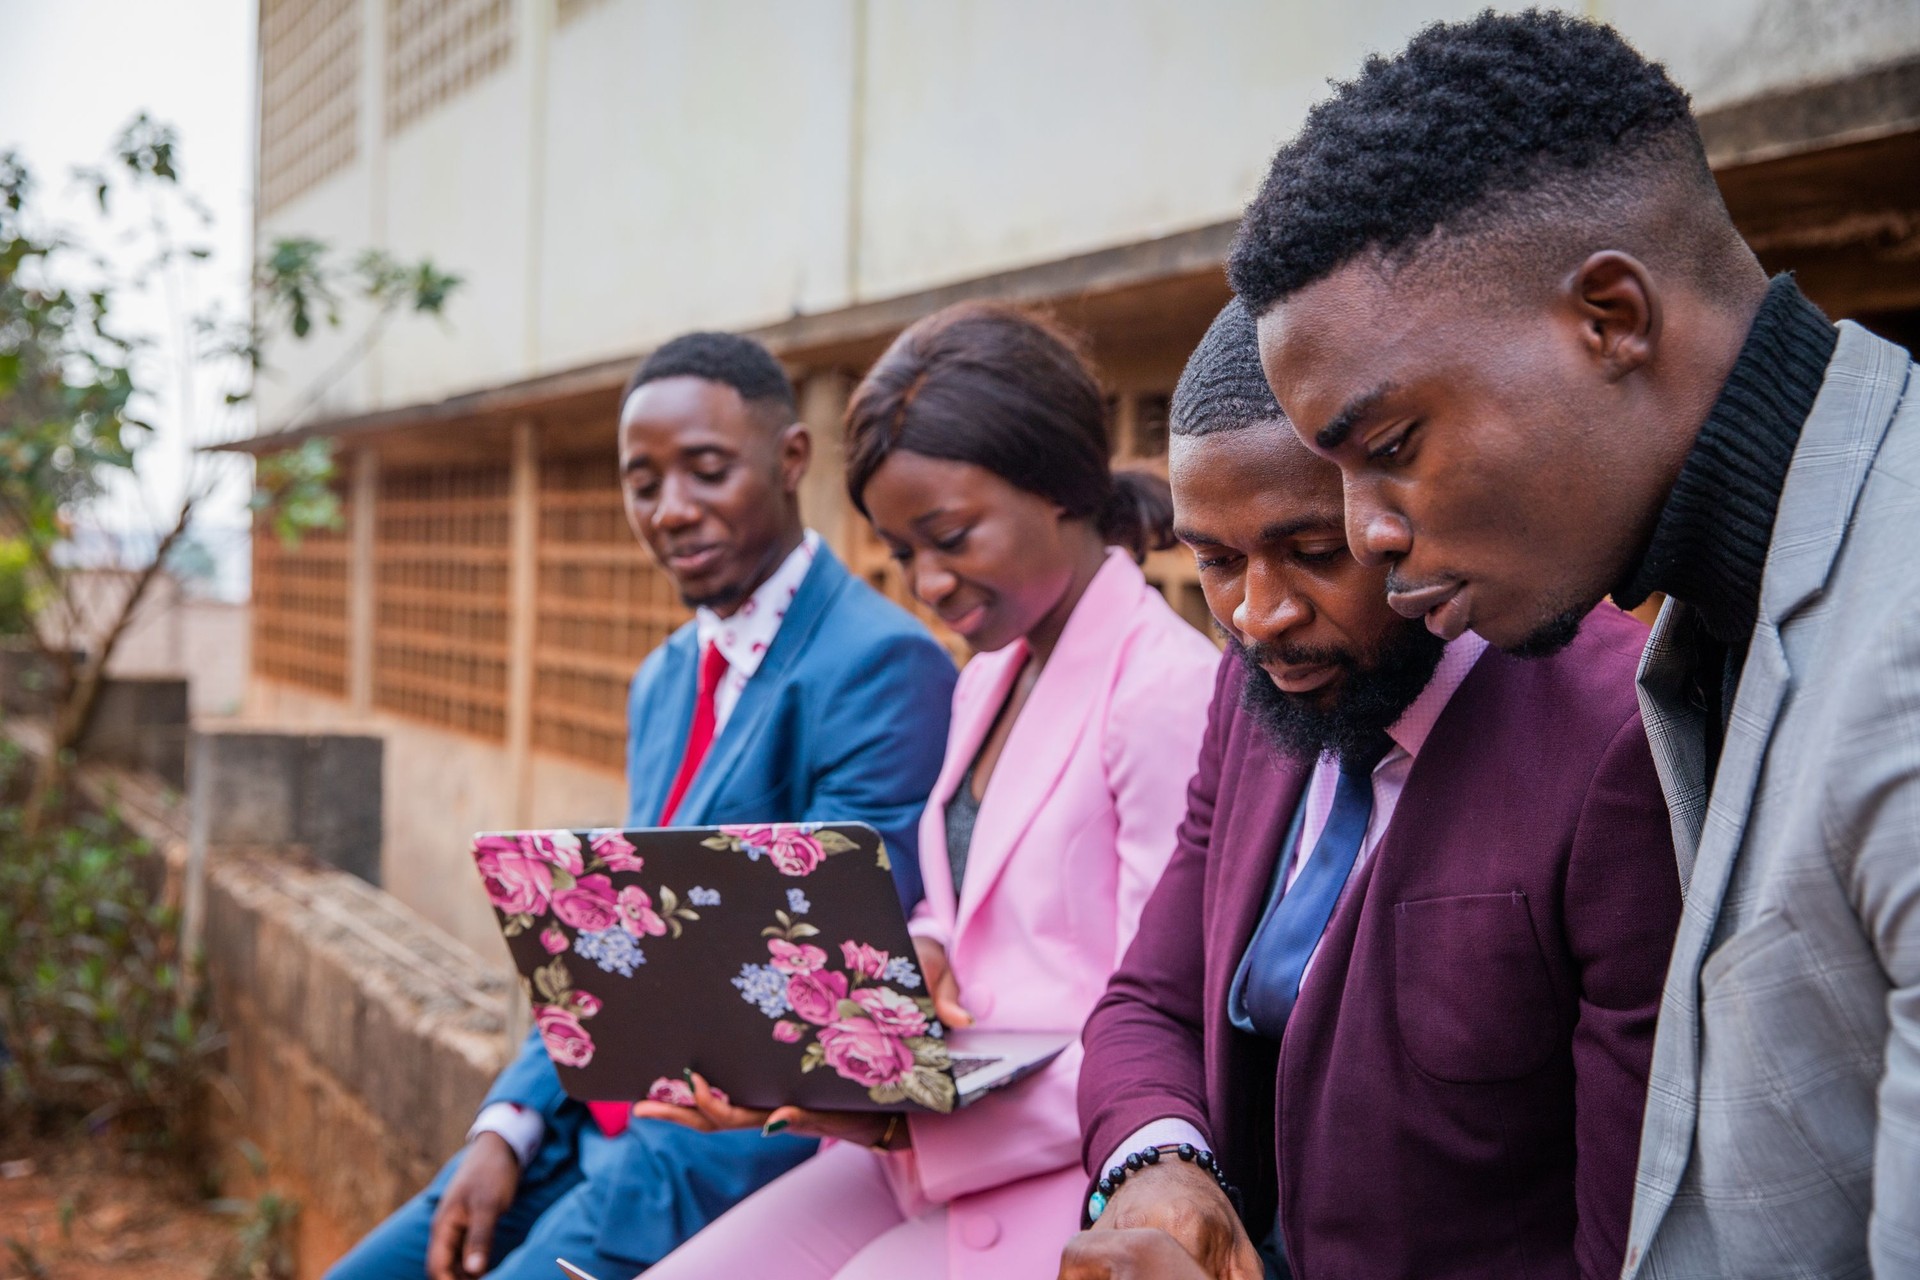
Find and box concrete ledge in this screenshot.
[203,850,515,1243]
[4,717,515,1273]
[80,677,190,789]
[192,729,384,884]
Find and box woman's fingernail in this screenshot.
[761,1118,788,1136]
[682,1067,695,1083]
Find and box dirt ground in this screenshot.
[0,1137,241,1280]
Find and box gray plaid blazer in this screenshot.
[1626,322,1920,1278]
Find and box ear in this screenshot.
[777,421,812,496]
[1564,251,1659,381]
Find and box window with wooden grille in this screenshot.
[258,0,361,215]
[373,462,512,738]
[252,482,352,697]
[387,0,514,136]
[533,449,688,771]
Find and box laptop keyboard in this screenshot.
[948,1053,1003,1082]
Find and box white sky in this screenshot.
[0,0,256,536]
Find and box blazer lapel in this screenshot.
[953,552,1138,940]
[919,644,1026,930]
[628,628,700,826]
[1635,599,1710,892]
[1759,322,1907,630]
[676,547,848,826]
[1632,613,1793,1253]
[1629,322,1906,1260]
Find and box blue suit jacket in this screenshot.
[483,544,955,1265]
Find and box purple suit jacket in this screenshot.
[1078,605,1681,1280]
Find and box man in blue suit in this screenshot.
[328,333,956,1280]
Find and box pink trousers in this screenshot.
[639,1142,948,1279]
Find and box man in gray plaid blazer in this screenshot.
[1226,11,1920,1278]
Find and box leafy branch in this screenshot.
[0,114,462,830]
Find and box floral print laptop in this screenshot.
[471,822,1063,1114]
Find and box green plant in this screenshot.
[0,115,461,831]
[0,741,219,1161]
[212,1191,299,1280]
[0,538,29,636]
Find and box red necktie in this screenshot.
[659,641,729,826]
[586,643,730,1139]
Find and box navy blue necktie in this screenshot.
[1240,738,1390,1039]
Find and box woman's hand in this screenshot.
[914,936,972,1028]
[629,1071,902,1147]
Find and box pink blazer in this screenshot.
[895,550,1217,1277]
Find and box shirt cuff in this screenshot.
[1101,1117,1212,1177]
[906,915,950,950]
[469,1102,544,1168]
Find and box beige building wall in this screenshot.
[243,0,1920,958]
[55,570,252,720]
[533,2,859,368]
[255,0,1920,428]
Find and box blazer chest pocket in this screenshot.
[1394,893,1560,1083]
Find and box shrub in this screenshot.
[0,740,219,1162]
[0,539,29,637]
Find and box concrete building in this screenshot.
[233,0,1920,959]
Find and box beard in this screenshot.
[1232,622,1447,768]
[1506,602,1590,659]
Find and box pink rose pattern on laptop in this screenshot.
[701,822,892,875]
[472,829,709,1069]
[477,823,938,1101]
[731,903,955,1112]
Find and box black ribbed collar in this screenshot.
[1613,274,1837,645]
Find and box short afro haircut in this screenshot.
[1229,9,1708,312]
[621,331,797,426]
[1171,298,1286,438]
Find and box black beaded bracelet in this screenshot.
[1084,1142,1240,1226]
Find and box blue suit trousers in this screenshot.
[326,1129,631,1280]
[325,1124,815,1280]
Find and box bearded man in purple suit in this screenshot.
[1058,300,1681,1280]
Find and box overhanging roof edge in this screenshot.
[215,220,1239,455]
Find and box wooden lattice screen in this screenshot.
[387,0,514,136]
[252,483,352,696]
[533,450,689,770]
[373,462,512,738]
[258,0,361,215]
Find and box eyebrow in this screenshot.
[1260,513,1345,542]
[1315,383,1396,450]
[909,507,961,533]
[622,443,729,474]
[1174,513,1346,547]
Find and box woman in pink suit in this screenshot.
[632,303,1218,1279]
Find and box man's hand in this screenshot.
[1058,1227,1215,1279]
[1083,1160,1263,1280]
[427,1132,521,1280]
[914,936,971,1028]
[628,1071,895,1146]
